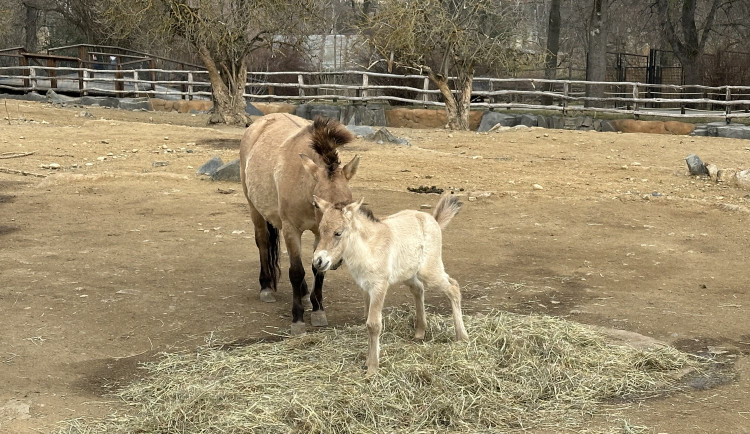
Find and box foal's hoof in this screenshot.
[259,289,276,303]
[290,322,307,336]
[310,310,328,327]
[302,294,313,311]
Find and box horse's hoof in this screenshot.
[259,289,276,303]
[302,294,313,311]
[290,322,307,336]
[310,310,328,327]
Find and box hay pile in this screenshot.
[60,308,696,433]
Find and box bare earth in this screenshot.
[1,100,749,433]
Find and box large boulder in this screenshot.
[296,104,342,121]
[477,112,519,132]
[119,97,152,111]
[211,159,241,182]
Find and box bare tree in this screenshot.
[585,0,608,106]
[360,0,527,130]
[101,0,324,126]
[542,0,561,105]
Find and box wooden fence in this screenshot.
[1,62,750,121]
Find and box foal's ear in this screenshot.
[312,195,331,211]
[342,155,360,180]
[299,153,320,181]
[344,197,364,215]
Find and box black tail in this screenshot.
[266,222,280,290]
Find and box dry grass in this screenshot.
[57,307,697,433]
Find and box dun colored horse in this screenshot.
[312,194,469,375]
[240,113,359,335]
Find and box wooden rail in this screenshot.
[1,64,750,121]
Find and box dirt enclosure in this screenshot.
[1,100,749,433]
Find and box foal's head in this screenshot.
[299,118,359,222]
[311,196,365,272]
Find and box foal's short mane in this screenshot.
[333,201,380,222]
[309,117,355,176]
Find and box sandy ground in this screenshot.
[1,99,749,433]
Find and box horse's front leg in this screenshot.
[310,231,327,327]
[283,225,309,335]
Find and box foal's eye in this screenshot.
[334,230,343,237]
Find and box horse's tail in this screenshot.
[432,193,462,230]
[266,222,281,289]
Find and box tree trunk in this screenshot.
[429,72,471,130]
[585,0,608,108]
[196,45,249,126]
[542,0,561,106]
[25,4,39,52]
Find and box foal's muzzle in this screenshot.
[312,251,342,272]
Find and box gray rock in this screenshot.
[736,169,750,189]
[716,125,750,140]
[691,128,708,136]
[152,161,169,167]
[370,128,409,146]
[296,104,341,121]
[685,154,708,176]
[211,159,241,182]
[119,98,151,111]
[197,156,224,176]
[477,112,518,132]
[245,103,263,116]
[518,114,538,127]
[46,89,76,104]
[577,116,594,130]
[346,125,376,137]
[595,119,616,132]
[342,104,387,126]
[79,96,119,108]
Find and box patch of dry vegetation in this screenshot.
[58,308,697,433]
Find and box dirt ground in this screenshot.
[1,99,749,433]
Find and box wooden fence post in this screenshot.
[133,70,140,97]
[82,69,89,96]
[725,86,732,121]
[562,81,568,115]
[632,83,639,118]
[298,74,305,98]
[361,73,368,100]
[47,58,57,90]
[115,64,124,96]
[187,72,194,100]
[20,54,29,90]
[422,77,430,106]
[29,66,37,92]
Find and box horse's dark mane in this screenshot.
[309,117,354,176]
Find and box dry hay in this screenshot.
[58,307,698,433]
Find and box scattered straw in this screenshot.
[57,307,698,433]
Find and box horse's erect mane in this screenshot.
[309,117,355,175]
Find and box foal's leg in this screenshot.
[282,225,309,335]
[423,272,468,341]
[406,277,427,340]
[248,204,279,303]
[309,232,327,327]
[365,284,387,376]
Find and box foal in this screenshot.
[312,194,469,375]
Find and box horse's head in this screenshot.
[300,152,359,222]
[311,195,363,272]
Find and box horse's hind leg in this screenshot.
[406,278,427,340]
[424,273,468,341]
[248,205,279,303]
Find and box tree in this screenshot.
[542,0,561,106]
[585,0,608,107]
[102,0,324,126]
[360,0,525,130]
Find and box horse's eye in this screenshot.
[334,230,343,237]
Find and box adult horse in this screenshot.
[240,113,359,335]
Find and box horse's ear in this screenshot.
[312,195,330,211]
[299,153,320,181]
[342,155,360,180]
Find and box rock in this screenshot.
[685,154,708,176]
[296,104,341,121]
[532,183,544,190]
[342,104,387,126]
[717,169,736,183]
[245,102,264,116]
[518,114,538,127]
[705,163,719,180]
[477,112,518,132]
[49,163,61,169]
[152,161,169,167]
[370,128,409,146]
[594,119,616,132]
[420,204,432,209]
[211,159,241,182]
[46,89,76,104]
[197,157,224,176]
[736,169,750,189]
[119,98,152,111]
[79,110,93,118]
[346,125,376,138]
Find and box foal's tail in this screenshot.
[432,194,463,230]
